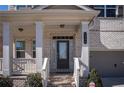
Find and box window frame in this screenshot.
[15,40,25,58]
[106,5,116,17]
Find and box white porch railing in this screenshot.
[0,58,3,74]
[73,57,80,87]
[42,58,49,87]
[12,58,36,75]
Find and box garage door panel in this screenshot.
[90,51,124,77]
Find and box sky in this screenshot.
[0,5,8,11]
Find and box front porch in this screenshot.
[0,8,99,86]
[0,22,89,86]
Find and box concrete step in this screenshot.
[48,73,75,87]
[9,75,27,87]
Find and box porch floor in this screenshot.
[48,73,75,87]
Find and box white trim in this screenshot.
[104,5,107,17]
[116,5,119,17]
[35,5,96,11]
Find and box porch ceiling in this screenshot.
[0,10,99,25]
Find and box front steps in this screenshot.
[9,76,27,87]
[6,73,75,87]
[48,73,75,87]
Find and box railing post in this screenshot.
[73,58,80,87]
[42,58,49,87]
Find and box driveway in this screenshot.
[102,77,124,87]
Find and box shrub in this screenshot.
[25,73,43,87]
[0,76,13,87]
[85,68,103,87]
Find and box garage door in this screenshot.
[90,51,124,77]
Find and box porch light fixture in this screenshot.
[60,24,65,28]
[18,28,24,32]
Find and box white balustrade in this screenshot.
[73,57,80,87]
[12,58,36,75]
[42,58,49,87]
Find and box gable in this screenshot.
[32,5,95,11]
[43,5,83,10]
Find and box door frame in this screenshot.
[57,40,69,70]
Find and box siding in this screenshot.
[90,18,124,31]
[90,31,124,50]
[90,18,124,51]
[100,18,124,31]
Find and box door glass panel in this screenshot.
[59,42,67,59]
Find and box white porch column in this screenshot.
[2,22,10,76]
[80,21,89,77]
[35,21,44,73]
[123,5,124,17]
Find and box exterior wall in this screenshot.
[90,18,124,31]
[100,18,124,31]
[89,18,124,51]
[75,29,81,57]
[89,31,124,51]
[90,51,124,77]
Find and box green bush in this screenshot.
[25,73,43,87]
[85,68,103,87]
[0,76,13,87]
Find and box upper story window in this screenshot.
[16,41,25,58]
[106,5,116,17]
[16,5,26,10]
[93,5,116,17]
[16,5,32,10]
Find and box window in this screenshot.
[53,36,73,39]
[93,5,116,17]
[16,41,25,58]
[32,40,36,58]
[106,5,116,17]
[16,5,26,10]
[16,5,33,10]
[106,9,116,17]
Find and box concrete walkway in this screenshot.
[102,77,124,87]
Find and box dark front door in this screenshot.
[57,41,69,69]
